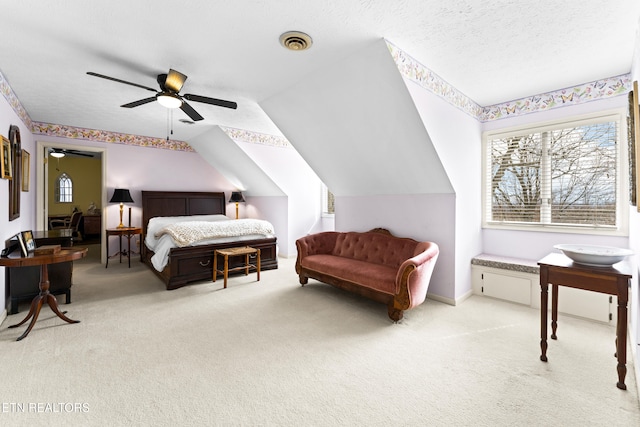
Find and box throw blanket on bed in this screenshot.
[156,219,275,247]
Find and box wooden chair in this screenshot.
[50,211,83,242]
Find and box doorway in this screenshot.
[36,141,107,264]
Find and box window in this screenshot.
[56,173,73,203]
[322,184,335,215]
[483,111,627,233]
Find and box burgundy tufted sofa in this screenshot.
[295,228,439,321]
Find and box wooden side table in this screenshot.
[106,227,142,268]
[0,247,88,341]
[213,246,261,288]
[538,253,632,390]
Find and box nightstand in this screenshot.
[106,227,142,268]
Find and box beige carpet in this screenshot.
[1,244,639,426]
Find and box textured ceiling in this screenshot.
[1,1,638,142]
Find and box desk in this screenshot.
[0,247,88,341]
[213,246,261,288]
[106,227,142,268]
[31,229,74,247]
[538,253,632,390]
[5,230,74,315]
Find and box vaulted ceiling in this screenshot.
[1,1,638,143]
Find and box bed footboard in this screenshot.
[143,238,278,290]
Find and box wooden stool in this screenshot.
[213,246,261,288]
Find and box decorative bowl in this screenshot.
[553,244,634,267]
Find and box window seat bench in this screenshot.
[471,253,612,323]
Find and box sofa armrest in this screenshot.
[295,232,339,274]
[394,241,439,310]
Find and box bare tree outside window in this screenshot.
[489,120,618,228]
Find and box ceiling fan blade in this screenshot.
[66,150,94,157]
[87,72,157,92]
[180,101,204,121]
[164,69,187,93]
[184,94,237,109]
[121,97,157,108]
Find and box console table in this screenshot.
[106,227,142,268]
[538,253,632,390]
[0,247,88,341]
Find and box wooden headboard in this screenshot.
[141,191,227,234]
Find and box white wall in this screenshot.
[236,140,323,257]
[260,38,453,197]
[403,77,483,301]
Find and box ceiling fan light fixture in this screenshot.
[50,151,65,158]
[157,93,182,109]
[280,31,312,51]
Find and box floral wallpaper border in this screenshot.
[386,40,484,119]
[32,122,194,151]
[221,126,290,148]
[0,70,33,130]
[480,74,631,121]
[387,40,632,122]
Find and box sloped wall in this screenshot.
[261,38,459,301]
[260,38,453,197]
[188,126,322,256]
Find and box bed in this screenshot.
[141,191,278,290]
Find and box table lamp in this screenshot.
[109,188,134,228]
[229,191,245,220]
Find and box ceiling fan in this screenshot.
[49,148,93,158]
[86,69,237,121]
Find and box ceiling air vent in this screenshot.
[280,31,313,51]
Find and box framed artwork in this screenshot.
[8,125,21,220]
[21,149,30,191]
[1,136,11,179]
[633,81,640,212]
[21,230,35,253]
[629,89,636,206]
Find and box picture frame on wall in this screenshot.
[633,81,640,212]
[8,125,21,220]
[21,149,30,191]
[1,136,12,180]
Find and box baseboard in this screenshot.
[427,289,473,306]
[0,308,6,327]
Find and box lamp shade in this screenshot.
[109,188,134,204]
[229,191,245,203]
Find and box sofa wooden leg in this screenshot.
[299,275,308,286]
[388,305,404,322]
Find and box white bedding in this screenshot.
[145,215,275,272]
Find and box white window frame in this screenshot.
[482,109,628,236]
[55,172,73,203]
